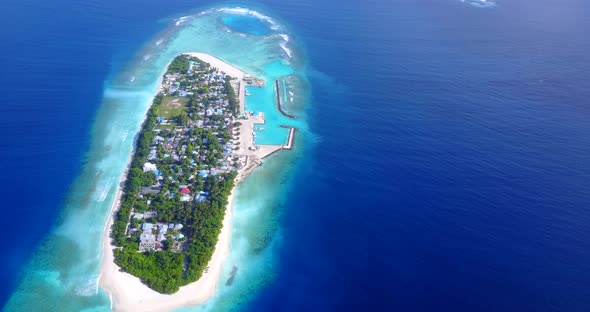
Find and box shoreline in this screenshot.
[99,181,238,312]
[98,52,285,312]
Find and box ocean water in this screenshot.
[2,0,590,311]
[2,5,308,311]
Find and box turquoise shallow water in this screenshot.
[4,7,309,312]
[221,15,273,36]
[246,85,289,145]
[5,1,590,311]
[245,60,303,145]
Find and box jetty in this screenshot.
[282,126,295,150]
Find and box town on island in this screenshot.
[100,52,295,304]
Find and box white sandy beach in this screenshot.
[185,52,248,80]
[99,52,283,312]
[99,187,235,312]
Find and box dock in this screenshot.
[281,126,296,150]
[234,78,297,172]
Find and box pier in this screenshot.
[259,126,296,160]
[282,126,296,150]
[235,79,297,165]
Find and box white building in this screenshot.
[143,162,157,173]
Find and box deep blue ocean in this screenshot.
[2,0,590,311]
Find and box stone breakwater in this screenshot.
[275,80,296,119]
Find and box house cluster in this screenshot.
[177,187,210,203]
[126,55,249,253]
[156,58,248,175]
[137,220,186,252]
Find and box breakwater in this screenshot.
[275,80,296,119]
[282,126,295,150]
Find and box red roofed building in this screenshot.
[180,188,190,194]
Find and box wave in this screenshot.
[275,34,292,58]
[94,178,113,202]
[278,34,289,42]
[462,0,497,8]
[175,16,190,26]
[121,129,129,142]
[197,8,215,16]
[280,41,292,58]
[74,274,101,297]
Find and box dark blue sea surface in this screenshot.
[2,0,590,311]
[0,0,181,305]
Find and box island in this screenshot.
[100,53,294,311]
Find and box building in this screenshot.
[142,223,154,231]
[139,231,156,252]
[195,191,209,202]
[143,162,157,173]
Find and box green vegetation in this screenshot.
[166,54,190,74]
[225,76,239,114]
[113,250,184,293]
[110,54,242,294]
[112,171,236,293]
